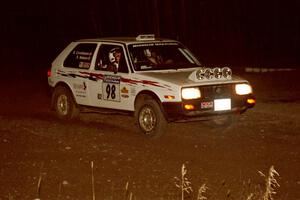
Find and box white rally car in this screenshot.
[48,34,255,138]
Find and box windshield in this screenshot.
[128,42,201,71]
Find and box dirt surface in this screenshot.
[0,70,300,200]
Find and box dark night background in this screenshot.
[1,2,300,199]
[1,0,299,78]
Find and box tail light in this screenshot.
[47,69,51,77]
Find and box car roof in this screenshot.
[75,36,178,45]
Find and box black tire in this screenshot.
[52,86,79,120]
[135,95,167,138]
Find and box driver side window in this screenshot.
[95,44,128,73]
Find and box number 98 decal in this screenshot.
[103,75,121,102]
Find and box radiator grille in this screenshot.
[200,84,233,99]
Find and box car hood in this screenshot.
[137,69,246,87]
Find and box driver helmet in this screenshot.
[109,47,122,63]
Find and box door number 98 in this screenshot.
[106,84,116,99]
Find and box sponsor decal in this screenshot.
[121,87,129,94]
[76,94,86,98]
[74,51,93,61]
[73,82,87,91]
[104,75,120,84]
[132,42,178,48]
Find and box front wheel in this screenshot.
[52,86,79,120]
[135,96,167,138]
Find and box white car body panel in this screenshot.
[48,36,254,117]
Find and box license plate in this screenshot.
[214,99,231,111]
[201,101,213,109]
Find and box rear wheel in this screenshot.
[52,86,79,120]
[135,95,167,138]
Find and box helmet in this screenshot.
[109,47,122,63]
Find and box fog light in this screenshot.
[184,104,195,110]
[247,98,256,105]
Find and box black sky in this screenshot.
[1,0,300,75]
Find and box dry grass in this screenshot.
[173,164,280,200]
[259,166,280,200]
[197,184,208,200]
[174,164,193,200]
[8,162,280,200]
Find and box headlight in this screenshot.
[235,83,252,95]
[182,88,201,99]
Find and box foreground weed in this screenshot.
[197,184,208,200]
[174,164,279,200]
[246,193,254,200]
[34,162,44,200]
[124,181,133,200]
[259,166,280,200]
[28,162,279,200]
[174,164,193,200]
[91,161,96,200]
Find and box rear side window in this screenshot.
[64,43,97,69]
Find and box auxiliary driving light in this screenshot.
[204,68,213,79]
[213,67,222,79]
[222,67,232,79]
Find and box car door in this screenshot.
[62,42,97,106]
[88,43,134,111]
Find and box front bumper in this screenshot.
[162,94,255,122]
